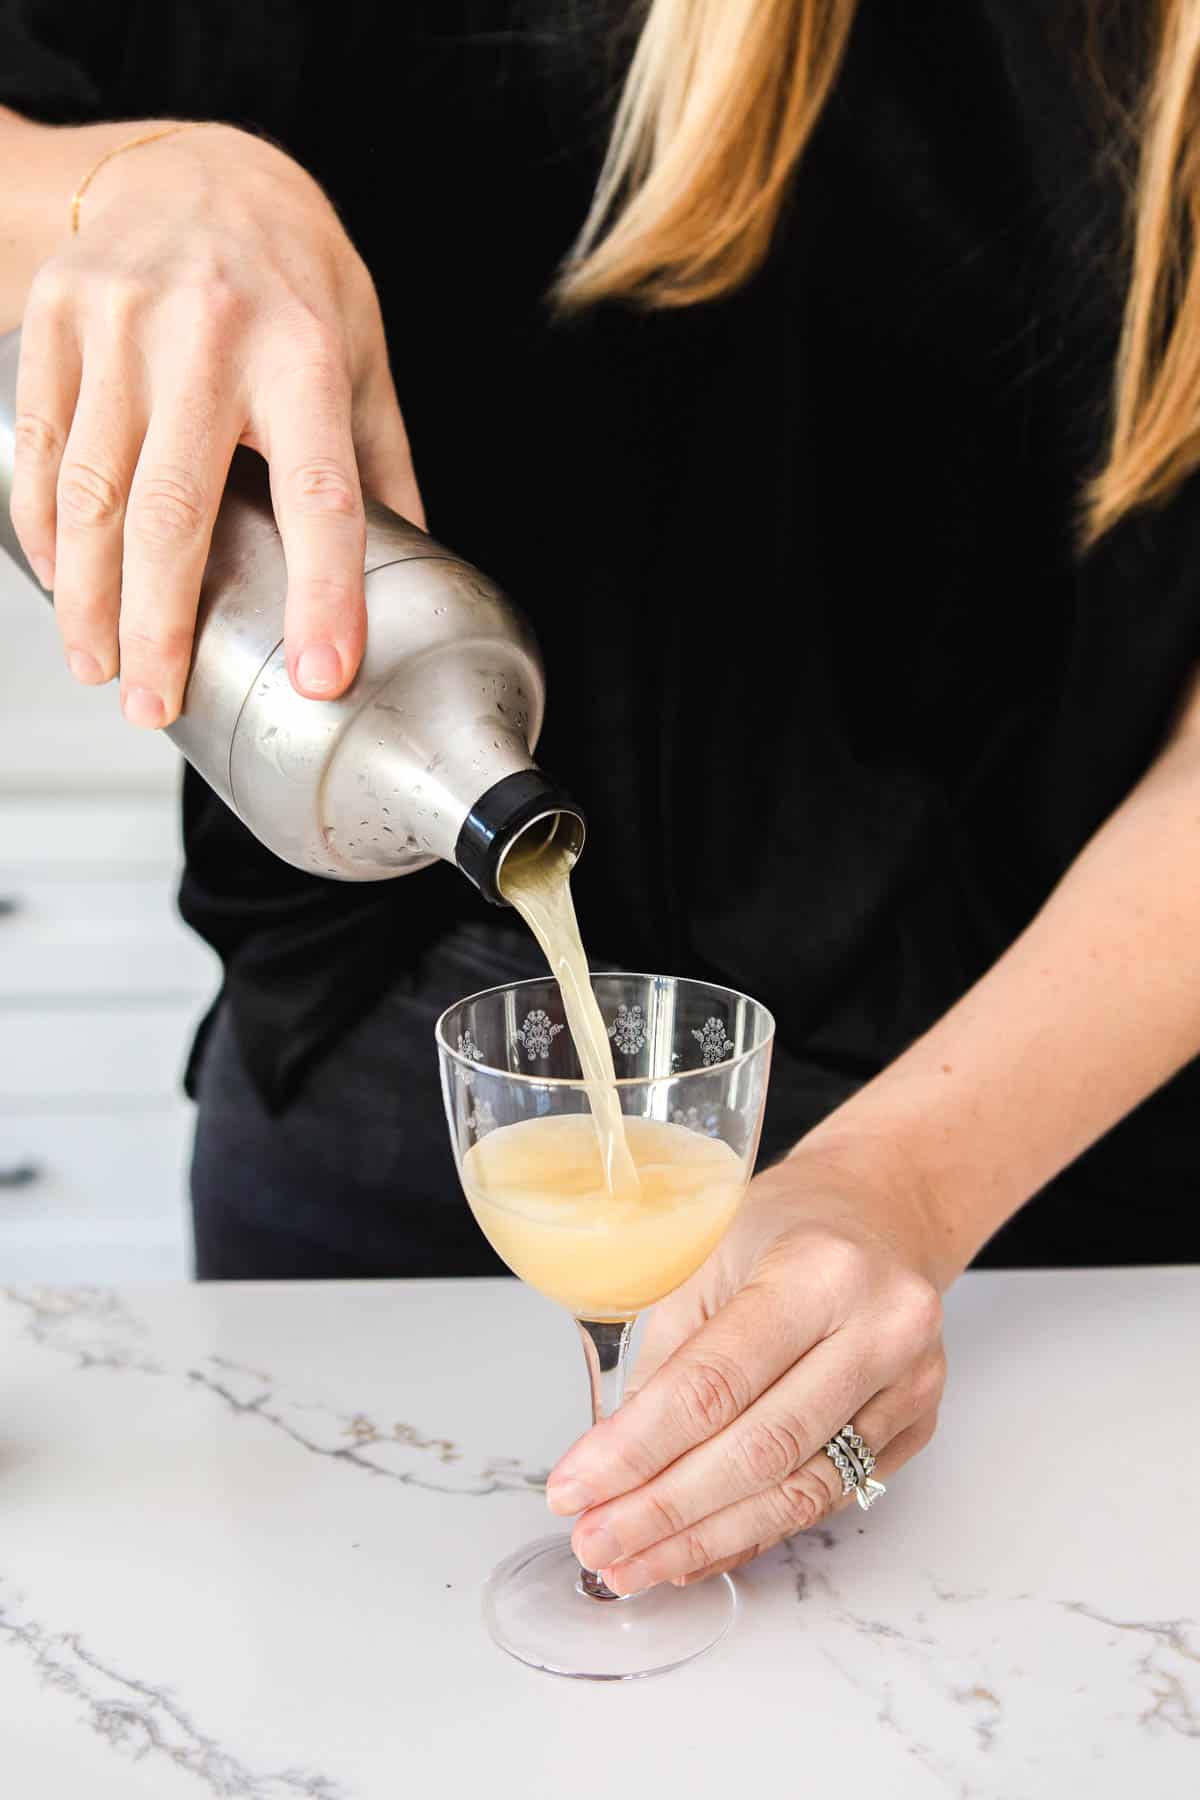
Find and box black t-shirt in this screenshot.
[4,1,1198,1262]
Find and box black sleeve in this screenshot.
[0,0,130,123]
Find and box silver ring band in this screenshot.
[823,1423,887,1512]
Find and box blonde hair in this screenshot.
[558,0,1200,548]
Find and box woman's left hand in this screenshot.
[545,1147,949,1593]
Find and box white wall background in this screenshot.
[0,556,219,1279]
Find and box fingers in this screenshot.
[353,355,425,529]
[622,1264,714,1405]
[672,1549,753,1589]
[258,336,367,698]
[592,1370,943,1598]
[8,283,80,600]
[546,1276,818,1515]
[14,267,411,715]
[52,345,151,691]
[571,1325,900,1579]
[118,371,243,727]
[12,281,236,717]
[674,1412,940,1590]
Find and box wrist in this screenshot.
[73,120,265,226]
[779,1123,970,1292]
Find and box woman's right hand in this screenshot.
[8,121,423,728]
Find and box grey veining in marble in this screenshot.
[0,1583,344,1798]
[1,1268,1197,1800]
[4,1283,549,1494]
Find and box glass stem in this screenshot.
[574,1317,636,1602]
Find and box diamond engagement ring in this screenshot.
[823,1424,887,1512]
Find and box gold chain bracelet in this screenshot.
[70,121,214,235]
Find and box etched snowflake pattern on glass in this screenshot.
[692,1017,734,1067]
[606,1004,647,1056]
[458,1028,484,1086]
[468,1097,497,1138]
[513,1008,565,1061]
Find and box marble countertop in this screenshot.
[1,1267,1196,1798]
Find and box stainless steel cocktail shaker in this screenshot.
[0,329,582,899]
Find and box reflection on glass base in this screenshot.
[481,1533,737,1680]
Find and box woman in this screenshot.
[1,2,1197,1595]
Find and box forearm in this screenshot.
[0,108,177,328]
[789,674,1200,1288]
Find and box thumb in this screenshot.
[625,1229,753,1402]
[624,1286,708,1404]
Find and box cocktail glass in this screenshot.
[436,973,774,1679]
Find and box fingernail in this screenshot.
[601,1564,648,1597]
[122,686,165,729]
[67,649,102,684]
[545,1478,592,1517]
[296,643,342,694]
[577,1524,622,1569]
[30,554,54,591]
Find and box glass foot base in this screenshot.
[482,1533,736,1680]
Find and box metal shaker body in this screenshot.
[0,328,580,895]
